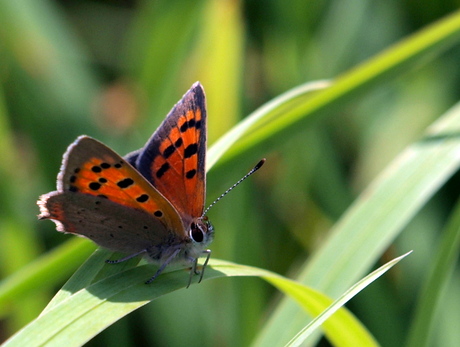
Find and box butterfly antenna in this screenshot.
[202,159,266,217]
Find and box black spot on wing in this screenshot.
[136,194,149,203]
[180,122,189,132]
[89,182,101,191]
[154,210,163,217]
[117,178,134,188]
[184,144,198,158]
[156,163,170,178]
[163,145,176,158]
[185,169,196,179]
[174,138,183,147]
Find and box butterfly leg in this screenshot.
[145,248,181,284]
[105,249,147,264]
[186,249,211,288]
[198,249,211,283]
[187,258,199,289]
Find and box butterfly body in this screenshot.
[39,83,213,285]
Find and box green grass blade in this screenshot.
[193,0,245,142]
[41,248,115,314]
[0,239,95,312]
[283,252,411,347]
[0,261,277,347]
[0,0,99,120]
[206,80,330,169]
[125,0,206,119]
[405,198,460,347]
[211,10,460,167]
[3,255,402,347]
[253,99,460,344]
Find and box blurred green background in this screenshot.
[1,0,460,346]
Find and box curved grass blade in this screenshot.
[405,198,460,347]
[209,10,460,168]
[206,80,330,169]
[253,98,460,345]
[283,251,411,347]
[3,256,397,347]
[0,239,95,312]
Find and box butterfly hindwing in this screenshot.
[40,136,185,239]
[40,191,172,255]
[133,82,207,221]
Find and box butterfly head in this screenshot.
[189,216,214,246]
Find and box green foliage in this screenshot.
[1,1,460,346]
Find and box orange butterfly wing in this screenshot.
[129,82,207,223]
[40,136,184,236]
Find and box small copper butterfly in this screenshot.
[38,82,264,287]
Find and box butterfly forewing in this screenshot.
[133,83,206,220]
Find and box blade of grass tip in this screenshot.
[405,196,460,347]
[259,278,379,347]
[210,261,379,347]
[285,251,412,347]
[254,98,460,346]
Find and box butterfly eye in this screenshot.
[190,222,205,243]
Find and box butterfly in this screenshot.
[38,82,215,287]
